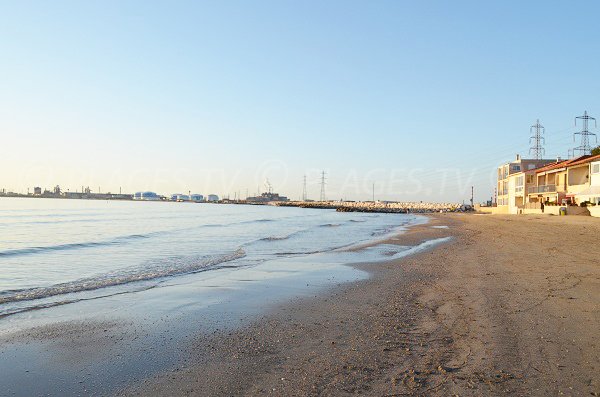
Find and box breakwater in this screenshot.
[272,201,466,213]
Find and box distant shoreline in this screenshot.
[0,195,466,214]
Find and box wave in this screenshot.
[0,249,246,305]
[371,226,395,237]
[258,228,308,242]
[239,218,274,224]
[0,232,157,257]
[319,223,341,227]
[260,235,291,241]
[0,218,280,258]
[274,250,327,256]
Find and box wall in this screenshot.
[475,206,509,214]
[591,162,600,187]
[489,206,509,215]
[544,205,590,216]
[523,208,544,215]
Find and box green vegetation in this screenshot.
[592,146,600,156]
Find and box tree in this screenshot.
[592,146,600,156]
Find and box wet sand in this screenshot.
[123,214,600,396]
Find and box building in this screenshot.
[506,168,538,214]
[496,155,555,212]
[134,191,160,201]
[246,192,289,203]
[170,193,203,202]
[190,194,204,202]
[526,154,600,206]
[33,187,42,195]
[565,155,599,204]
[207,194,219,202]
[527,159,571,205]
[581,158,600,217]
[576,158,600,206]
[64,192,85,199]
[109,193,134,200]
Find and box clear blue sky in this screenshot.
[1,1,599,202]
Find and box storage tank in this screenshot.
[191,194,204,202]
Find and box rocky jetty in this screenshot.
[272,201,467,214]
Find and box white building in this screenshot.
[207,194,219,202]
[134,192,160,201]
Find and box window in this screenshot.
[511,164,521,172]
[528,164,536,170]
[516,175,524,187]
[593,163,600,174]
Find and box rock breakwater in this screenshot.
[273,201,466,214]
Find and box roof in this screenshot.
[534,159,574,173]
[534,154,600,173]
[567,153,600,167]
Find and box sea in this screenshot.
[0,197,447,395]
[0,197,427,320]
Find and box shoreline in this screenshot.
[0,212,433,396]
[120,215,458,396]
[122,214,600,396]
[1,214,598,396]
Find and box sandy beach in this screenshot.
[122,214,600,396]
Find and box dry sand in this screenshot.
[123,214,600,396]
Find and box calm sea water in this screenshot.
[0,197,422,318]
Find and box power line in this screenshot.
[529,119,545,159]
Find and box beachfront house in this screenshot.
[578,159,600,217]
[506,169,539,214]
[527,159,571,206]
[563,154,600,205]
[496,155,555,214]
[576,159,600,205]
[524,154,600,215]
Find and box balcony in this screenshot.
[528,184,556,194]
[566,183,589,195]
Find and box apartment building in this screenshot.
[496,155,555,213]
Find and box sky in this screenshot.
[1,1,600,202]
